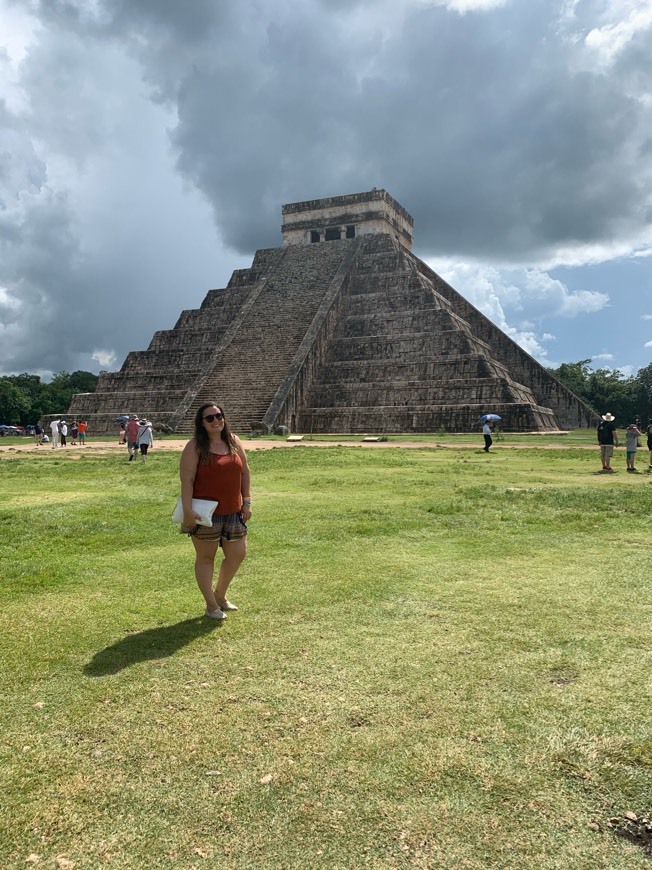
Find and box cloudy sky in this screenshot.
[1,0,651,381]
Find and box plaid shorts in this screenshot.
[184,512,247,545]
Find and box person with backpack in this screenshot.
[597,412,619,472]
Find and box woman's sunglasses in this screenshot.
[203,413,224,422]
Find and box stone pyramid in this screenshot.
[68,190,596,433]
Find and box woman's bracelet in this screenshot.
[243,499,252,505]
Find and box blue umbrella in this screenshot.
[115,415,129,422]
[479,414,502,423]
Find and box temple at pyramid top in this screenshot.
[282,189,414,250]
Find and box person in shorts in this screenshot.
[77,420,87,445]
[178,403,252,621]
[625,422,643,472]
[125,414,140,461]
[597,412,619,472]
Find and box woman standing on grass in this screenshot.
[179,403,252,621]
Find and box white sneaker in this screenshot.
[205,607,226,620]
[219,599,239,612]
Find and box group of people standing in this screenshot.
[597,412,652,473]
[40,418,87,447]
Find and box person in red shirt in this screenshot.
[77,420,88,445]
[125,415,140,461]
[179,403,252,620]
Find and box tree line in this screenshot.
[548,360,652,425]
[0,371,99,425]
[1,361,651,427]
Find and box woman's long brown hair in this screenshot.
[193,403,236,463]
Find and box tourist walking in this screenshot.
[50,418,60,448]
[178,403,252,621]
[78,420,87,445]
[70,422,79,445]
[646,419,652,470]
[625,422,643,472]
[597,412,619,471]
[136,419,154,460]
[482,421,493,452]
[59,420,68,447]
[125,414,140,461]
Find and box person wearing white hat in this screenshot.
[136,419,154,460]
[597,413,619,472]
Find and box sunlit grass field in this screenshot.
[1,444,652,868]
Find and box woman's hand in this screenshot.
[241,504,252,522]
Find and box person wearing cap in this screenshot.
[125,414,140,461]
[59,420,67,447]
[597,412,619,472]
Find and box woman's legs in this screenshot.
[192,537,221,612]
[215,538,247,605]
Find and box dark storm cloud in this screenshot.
[54,0,650,260]
[1,0,650,376]
[0,7,234,376]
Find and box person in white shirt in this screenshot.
[137,420,154,461]
[59,420,68,447]
[482,421,493,452]
[50,418,60,448]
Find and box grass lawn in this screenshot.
[1,444,652,868]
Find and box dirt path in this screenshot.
[0,438,598,456]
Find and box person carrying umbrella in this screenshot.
[479,414,501,453]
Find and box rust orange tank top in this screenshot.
[193,451,243,515]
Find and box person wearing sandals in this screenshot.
[179,403,252,620]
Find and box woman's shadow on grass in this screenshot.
[84,617,220,677]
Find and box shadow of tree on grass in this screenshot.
[84,617,219,676]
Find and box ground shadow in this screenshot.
[84,616,219,677]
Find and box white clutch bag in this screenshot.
[172,497,218,527]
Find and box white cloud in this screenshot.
[435,0,507,10]
[645,340,652,348]
[642,314,652,320]
[584,0,652,66]
[432,259,609,320]
[592,353,615,361]
[91,349,116,368]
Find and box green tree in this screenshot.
[635,363,652,422]
[0,380,30,424]
[46,371,99,414]
[549,359,593,405]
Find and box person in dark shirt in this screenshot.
[597,412,619,472]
